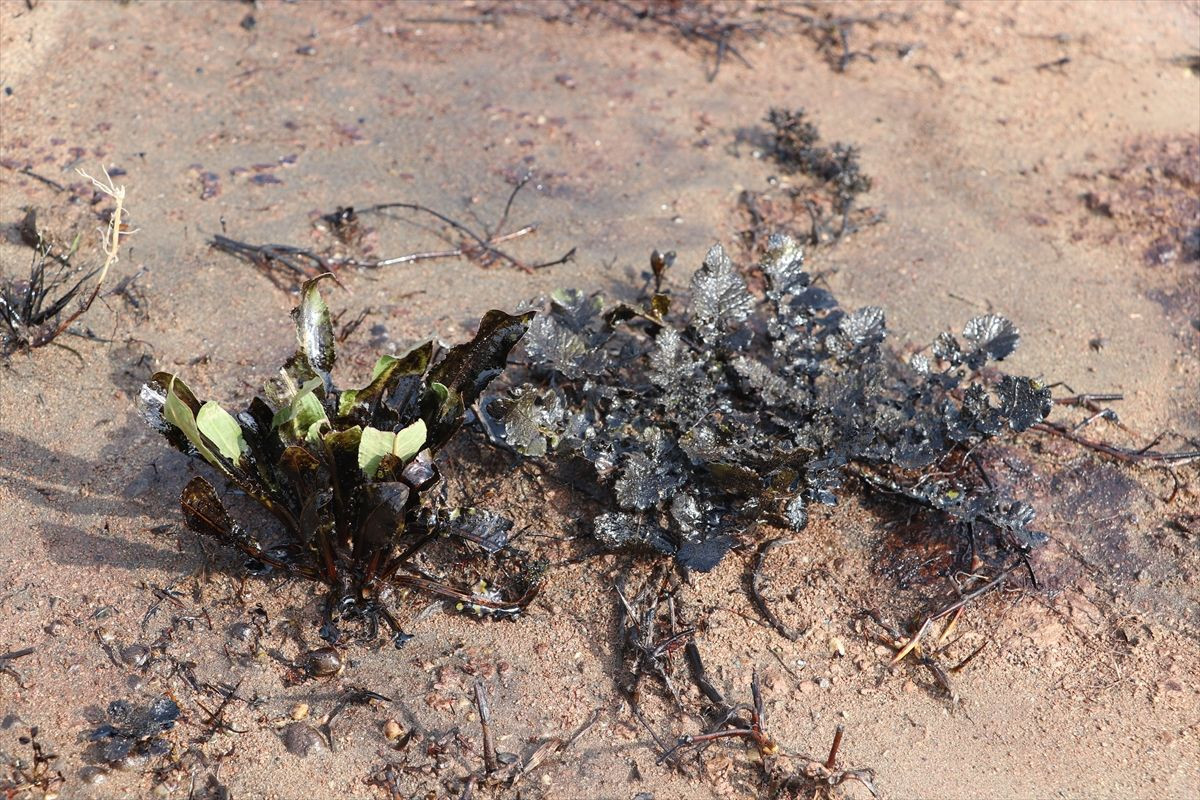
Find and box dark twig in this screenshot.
[616,574,693,709]
[750,537,802,641]
[213,180,574,286]
[361,196,574,273]
[1,162,67,192]
[1032,422,1199,465]
[318,688,392,751]
[778,724,879,798]
[473,680,498,775]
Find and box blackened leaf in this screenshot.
[401,449,438,490]
[548,288,604,333]
[707,461,762,493]
[501,389,563,456]
[671,493,703,529]
[356,482,410,558]
[932,331,963,365]
[784,496,808,530]
[180,476,261,557]
[793,285,837,312]
[761,233,808,296]
[428,309,533,408]
[649,327,698,392]
[338,341,433,422]
[964,314,1020,362]
[840,306,886,347]
[593,512,675,555]
[675,533,733,572]
[146,696,181,730]
[690,243,752,337]
[101,736,136,763]
[420,381,465,452]
[140,373,197,455]
[523,313,587,375]
[293,275,336,388]
[733,355,790,406]
[436,507,513,554]
[238,397,286,487]
[996,375,1051,431]
[679,425,723,463]
[322,425,362,539]
[614,452,683,510]
[502,391,544,454]
[279,445,322,492]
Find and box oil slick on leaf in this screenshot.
[493,233,1055,573]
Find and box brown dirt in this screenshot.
[1,2,1198,799]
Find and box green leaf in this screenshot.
[358,427,394,478]
[358,420,427,478]
[392,419,427,462]
[163,375,220,467]
[196,401,246,462]
[370,354,399,381]
[272,376,325,429]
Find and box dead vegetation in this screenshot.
[0,170,129,358]
[211,177,575,290]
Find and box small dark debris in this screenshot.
[281,723,328,757]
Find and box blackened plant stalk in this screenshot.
[761,108,875,243]
[490,234,1053,573]
[141,276,540,646]
[0,169,128,356]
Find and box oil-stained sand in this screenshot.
[1,2,1198,798]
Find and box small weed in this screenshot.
[140,276,541,646]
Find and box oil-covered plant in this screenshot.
[87,696,180,768]
[739,109,879,255]
[140,276,540,646]
[487,234,1052,572]
[0,725,63,798]
[1,171,127,357]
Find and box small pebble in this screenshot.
[281,723,328,757]
[300,647,342,678]
[290,703,309,721]
[383,720,402,740]
[120,644,150,668]
[96,627,116,645]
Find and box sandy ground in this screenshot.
[1,1,1198,798]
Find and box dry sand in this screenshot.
[1,2,1198,798]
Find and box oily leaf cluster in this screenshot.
[0,210,99,355]
[140,276,540,645]
[87,696,180,767]
[747,107,876,246]
[491,234,1052,571]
